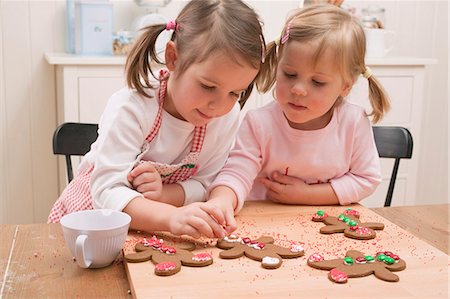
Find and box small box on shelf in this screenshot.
[67,0,113,55]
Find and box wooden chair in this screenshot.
[53,122,99,183]
[372,126,413,207]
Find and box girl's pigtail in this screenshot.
[125,24,167,98]
[238,83,254,109]
[367,75,390,123]
[255,40,279,93]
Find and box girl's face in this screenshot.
[164,49,259,127]
[275,40,352,130]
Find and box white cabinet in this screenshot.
[45,53,435,207]
[45,53,127,124]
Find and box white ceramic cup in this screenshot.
[365,28,396,58]
[61,209,131,268]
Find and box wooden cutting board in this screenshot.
[123,201,449,298]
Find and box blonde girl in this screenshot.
[49,0,265,239]
[208,4,390,222]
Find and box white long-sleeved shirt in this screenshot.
[210,100,381,212]
[77,87,240,211]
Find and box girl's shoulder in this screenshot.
[245,101,279,120]
[100,87,160,130]
[336,101,368,122]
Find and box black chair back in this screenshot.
[53,122,99,182]
[372,126,413,207]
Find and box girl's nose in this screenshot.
[208,99,217,110]
[292,82,308,96]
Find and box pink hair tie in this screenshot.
[166,20,179,31]
[281,21,292,44]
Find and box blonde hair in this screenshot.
[257,4,390,123]
[126,0,265,107]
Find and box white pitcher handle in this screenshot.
[75,234,92,268]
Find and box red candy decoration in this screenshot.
[155,262,177,272]
[308,253,324,263]
[329,269,348,283]
[192,253,212,262]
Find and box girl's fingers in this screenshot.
[260,177,283,193]
[129,162,158,178]
[179,224,201,239]
[133,173,160,187]
[200,204,226,227]
[186,216,216,238]
[136,182,159,193]
[142,190,161,200]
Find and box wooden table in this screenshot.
[372,204,449,254]
[1,203,448,298]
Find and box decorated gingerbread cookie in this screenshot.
[312,208,384,240]
[216,235,304,269]
[307,250,406,283]
[125,236,213,276]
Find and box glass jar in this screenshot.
[362,6,386,29]
[112,31,135,56]
[361,16,378,29]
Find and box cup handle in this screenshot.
[384,30,396,55]
[75,235,92,268]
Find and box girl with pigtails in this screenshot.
[208,4,390,224]
[49,0,266,239]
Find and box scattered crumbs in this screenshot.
[34,252,38,257]
[127,289,131,295]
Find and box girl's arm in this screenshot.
[259,173,339,205]
[123,196,227,238]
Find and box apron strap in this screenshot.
[144,69,206,152]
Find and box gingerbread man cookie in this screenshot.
[307,250,406,283]
[216,235,304,269]
[312,208,384,240]
[125,236,213,276]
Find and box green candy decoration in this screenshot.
[317,210,325,216]
[344,256,354,265]
[348,220,357,227]
[377,254,387,261]
[365,255,375,262]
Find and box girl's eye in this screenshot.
[230,92,240,98]
[201,84,215,90]
[284,72,296,78]
[312,80,325,86]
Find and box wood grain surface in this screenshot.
[124,201,449,298]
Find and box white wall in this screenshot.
[0,0,448,224]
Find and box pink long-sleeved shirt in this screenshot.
[210,100,381,212]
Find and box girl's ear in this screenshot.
[165,41,178,71]
[340,80,354,97]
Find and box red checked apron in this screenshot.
[48,70,206,223]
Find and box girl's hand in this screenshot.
[207,197,237,235]
[259,171,309,204]
[168,202,229,239]
[128,162,163,201]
